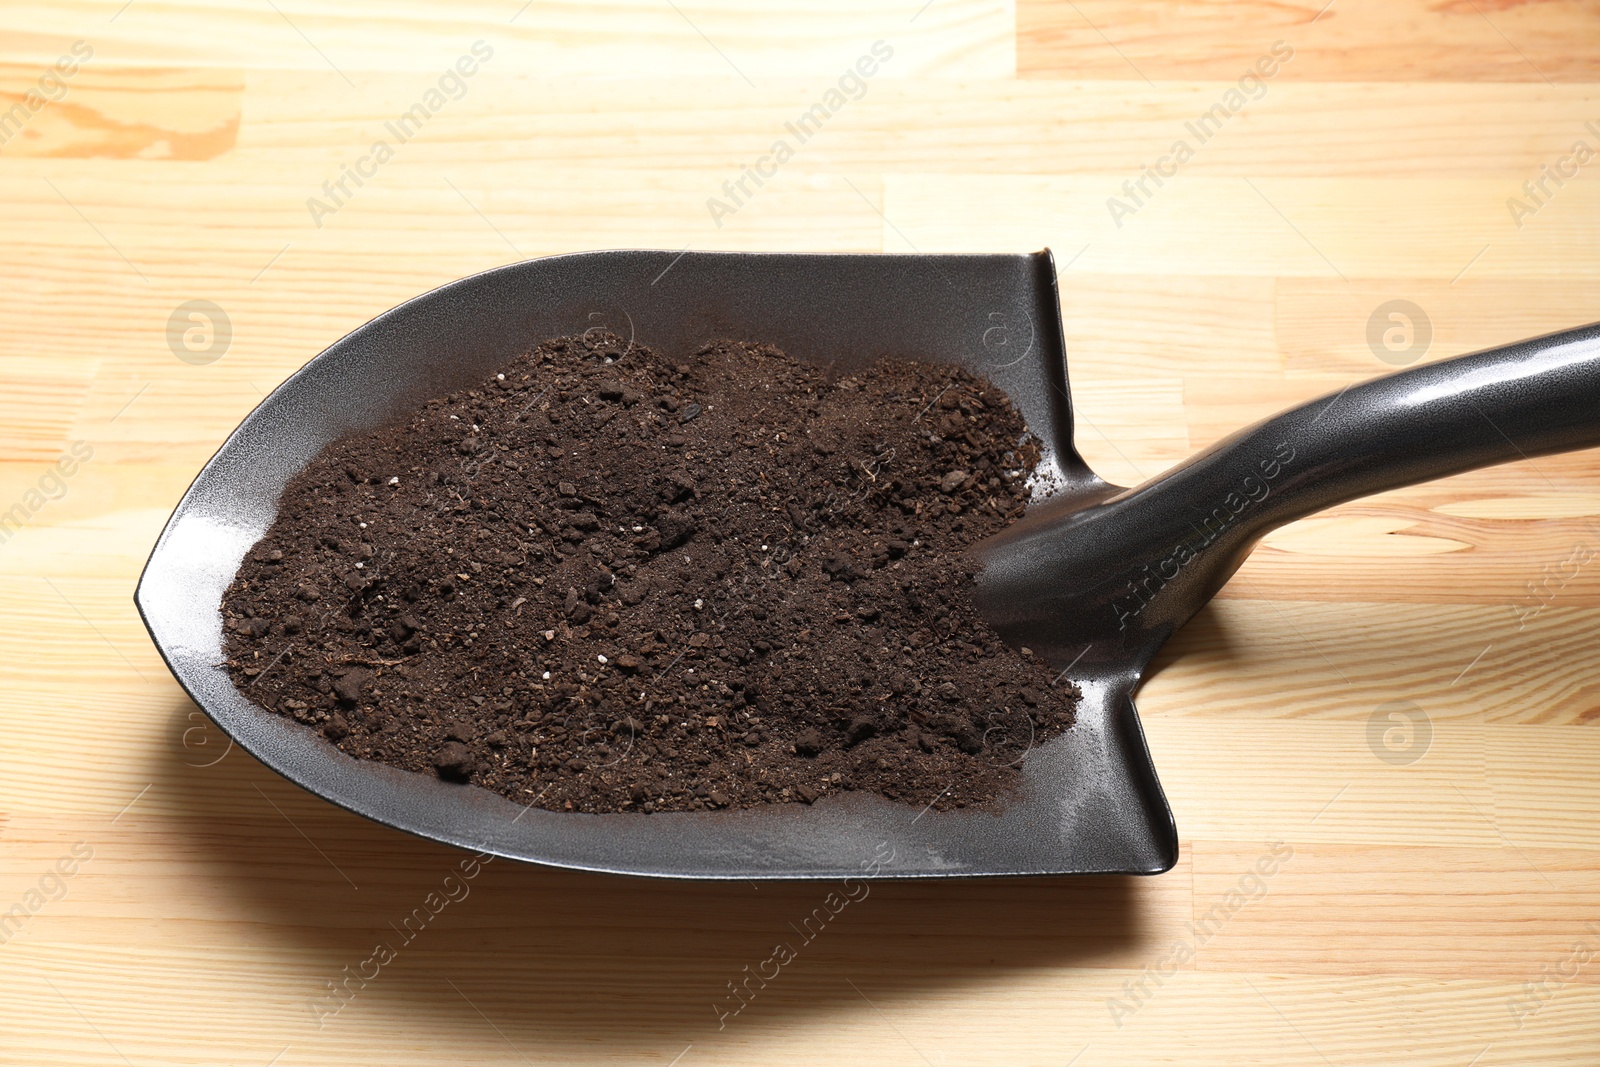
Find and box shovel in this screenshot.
[137,249,1600,879]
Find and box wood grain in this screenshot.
[231,75,1600,177]
[2,2,1013,76]
[1018,0,1600,82]
[2,0,1599,1064]
[0,63,241,159]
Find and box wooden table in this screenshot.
[3,2,1598,1063]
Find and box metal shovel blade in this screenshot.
[136,249,1178,879]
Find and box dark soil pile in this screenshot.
[220,332,1078,813]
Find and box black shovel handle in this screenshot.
[1166,320,1600,549]
[977,321,1600,663]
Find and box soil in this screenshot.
[220,331,1079,814]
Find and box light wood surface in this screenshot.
[4,2,1600,1063]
